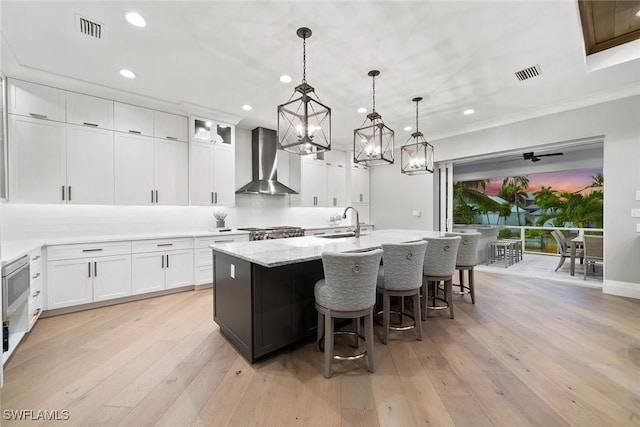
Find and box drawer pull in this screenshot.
[128,130,142,134]
[32,272,40,279]
[32,255,41,261]
[33,308,41,318]
[83,122,99,127]
[165,136,178,140]
[32,290,41,298]
[213,240,229,243]
[82,248,103,252]
[157,243,174,247]
[29,112,48,119]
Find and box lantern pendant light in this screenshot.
[401,97,434,174]
[277,27,331,155]
[353,70,394,166]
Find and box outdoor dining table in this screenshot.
[570,235,584,276]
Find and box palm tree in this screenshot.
[535,190,603,228]
[534,186,562,226]
[453,180,502,224]
[498,176,530,226]
[496,201,513,225]
[576,172,604,193]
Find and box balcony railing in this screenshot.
[496,226,604,255]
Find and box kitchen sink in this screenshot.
[316,232,357,239]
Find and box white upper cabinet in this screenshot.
[66,124,115,204]
[189,141,235,207]
[8,79,65,122]
[327,163,346,207]
[8,115,67,203]
[66,92,113,129]
[114,133,155,205]
[154,111,188,142]
[213,144,235,206]
[300,157,327,207]
[324,149,346,167]
[191,116,235,146]
[351,164,370,204]
[114,102,154,136]
[154,138,189,206]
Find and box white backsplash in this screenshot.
[0,198,355,240]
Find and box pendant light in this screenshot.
[353,70,394,166]
[277,27,331,155]
[401,97,434,174]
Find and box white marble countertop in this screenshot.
[209,229,445,268]
[1,229,250,265]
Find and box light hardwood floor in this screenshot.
[2,271,640,426]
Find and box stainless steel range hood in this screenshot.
[235,127,298,195]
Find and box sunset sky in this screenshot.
[479,168,602,196]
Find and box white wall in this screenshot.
[370,153,436,231]
[371,95,640,298]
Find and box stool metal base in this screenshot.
[374,309,416,331]
[318,331,368,361]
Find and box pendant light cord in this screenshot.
[415,100,420,132]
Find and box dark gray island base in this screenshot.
[213,251,324,362]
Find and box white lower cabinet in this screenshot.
[46,241,132,310]
[131,238,194,294]
[195,234,249,286]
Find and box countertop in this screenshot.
[1,229,250,266]
[209,229,445,268]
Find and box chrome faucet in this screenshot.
[343,206,360,237]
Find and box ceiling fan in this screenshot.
[523,151,563,162]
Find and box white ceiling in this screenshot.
[2,1,639,151]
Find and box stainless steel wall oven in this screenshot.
[2,255,30,353]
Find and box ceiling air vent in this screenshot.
[514,64,542,81]
[75,14,103,39]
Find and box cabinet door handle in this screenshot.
[166,254,169,268]
[157,243,173,247]
[33,308,42,318]
[128,130,142,134]
[68,186,72,201]
[360,194,363,202]
[29,112,48,119]
[83,122,98,127]
[333,197,337,207]
[162,254,165,269]
[155,190,159,204]
[82,248,103,252]
[214,192,218,204]
[211,192,214,204]
[94,262,97,277]
[32,290,41,298]
[32,272,40,279]
[62,185,66,201]
[151,190,155,203]
[32,255,40,261]
[88,262,92,278]
[165,136,178,140]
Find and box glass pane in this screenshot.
[1,76,5,199]
[217,124,231,144]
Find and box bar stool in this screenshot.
[376,241,429,344]
[446,232,481,304]
[421,236,461,320]
[315,249,383,378]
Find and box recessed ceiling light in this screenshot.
[124,11,146,27]
[242,105,253,111]
[404,126,412,131]
[280,75,292,83]
[463,109,475,115]
[357,107,367,114]
[636,9,640,17]
[119,69,136,79]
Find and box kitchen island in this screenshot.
[210,229,444,362]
